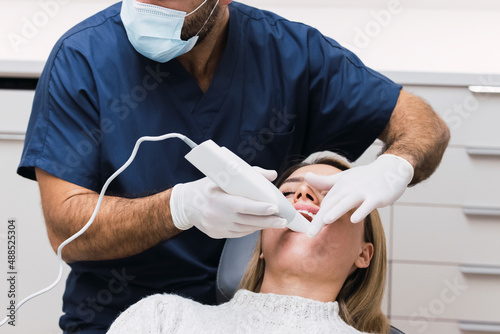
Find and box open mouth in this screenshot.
[293,203,319,224]
[297,210,315,222]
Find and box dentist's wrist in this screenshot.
[170,184,193,231]
[377,154,414,186]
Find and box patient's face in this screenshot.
[261,164,370,283]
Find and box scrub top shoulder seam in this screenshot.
[44,1,122,68]
[52,10,122,56]
[233,7,288,27]
[234,3,399,87]
[233,4,319,32]
[318,34,402,87]
[39,9,121,186]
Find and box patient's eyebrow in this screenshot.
[281,177,304,185]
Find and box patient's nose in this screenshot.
[293,184,319,205]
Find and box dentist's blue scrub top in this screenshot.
[18,2,401,333]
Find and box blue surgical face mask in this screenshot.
[121,0,219,63]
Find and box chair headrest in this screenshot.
[216,232,260,304]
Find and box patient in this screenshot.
[107,156,389,334]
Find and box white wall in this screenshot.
[1,0,500,74]
[254,1,500,74]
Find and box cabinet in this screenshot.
[0,89,69,334]
[0,89,34,137]
[358,83,500,333]
[2,75,500,333]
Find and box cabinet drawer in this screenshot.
[391,318,500,334]
[0,140,68,332]
[404,85,500,147]
[0,89,35,135]
[391,319,460,334]
[399,147,500,207]
[393,205,500,266]
[357,144,500,207]
[391,263,500,323]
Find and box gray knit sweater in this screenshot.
[107,289,368,333]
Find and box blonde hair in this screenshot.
[239,157,390,334]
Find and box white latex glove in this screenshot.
[306,154,414,237]
[170,167,287,239]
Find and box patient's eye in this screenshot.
[280,187,295,197]
[280,182,298,198]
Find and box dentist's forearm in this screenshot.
[378,90,450,185]
[36,168,181,263]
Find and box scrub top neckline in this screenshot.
[166,5,240,119]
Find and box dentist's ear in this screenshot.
[259,252,264,260]
[354,243,374,269]
[219,0,232,5]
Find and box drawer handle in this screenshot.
[0,132,25,141]
[463,206,500,217]
[466,147,500,157]
[459,322,500,332]
[460,265,500,276]
[468,85,500,94]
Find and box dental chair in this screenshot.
[216,232,405,334]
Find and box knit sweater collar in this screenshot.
[230,289,341,323]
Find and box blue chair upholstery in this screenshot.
[216,232,405,334]
[216,232,260,303]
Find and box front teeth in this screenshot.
[297,210,315,220]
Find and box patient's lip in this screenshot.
[293,203,319,223]
[293,203,319,215]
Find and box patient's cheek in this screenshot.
[264,229,340,275]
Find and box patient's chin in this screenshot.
[272,234,345,271]
[269,227,331,254]
[273,251,331,278]
[277,241,329,268]
[263,226,343,273]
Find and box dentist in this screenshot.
[18,0,449,333]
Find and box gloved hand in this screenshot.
[306,154,414,237]
[170,167,287,239]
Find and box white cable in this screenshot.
[0,133,196,327]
